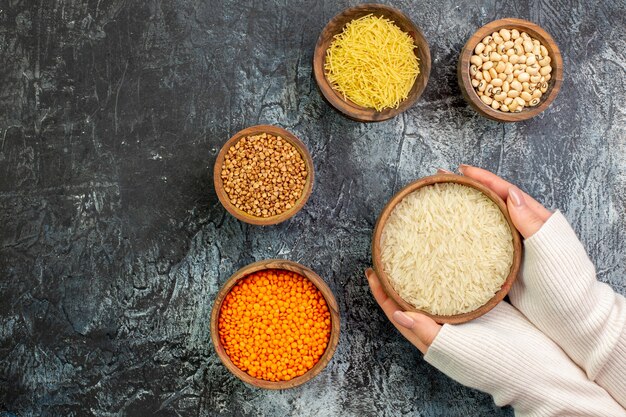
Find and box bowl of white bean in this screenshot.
[458,18,563,122]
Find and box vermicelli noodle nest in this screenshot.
[381,183,514,315]
[324,14,420,111]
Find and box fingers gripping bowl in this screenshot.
[372,174,522,324]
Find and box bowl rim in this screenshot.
[371,174,523,324]
[458,17,564,122]
[213,125,314,226]
[313,3,431,122]
[210,259,341,389]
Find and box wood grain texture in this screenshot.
[210,259,340,389]
[372,174,522,324]
[458,18,563,122]
[313,4,431,122]
[0,0,624,416]
[213,125,314,226]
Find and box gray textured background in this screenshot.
[1,0,625,416]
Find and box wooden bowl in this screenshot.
[210,259,341,389]
[313,3,431,122]
[213,125,314,226]
[371,174,522,324]
[458,18,563,122]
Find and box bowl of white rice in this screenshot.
[372,173,522,324]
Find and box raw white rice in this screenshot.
[381,183,514,315]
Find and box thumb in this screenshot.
[392,311,441,353]
[507,186,546,239]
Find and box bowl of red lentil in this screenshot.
[210,259,340,389]
[213,125,314,226]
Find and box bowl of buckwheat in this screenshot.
[213,125,314,226]
[458,18,563,122]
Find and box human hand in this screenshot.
[364,164,550,355]
[365,267,440,354]
[454,165,552,238]
[457,165,626,409]
[366,165,626,413]
[365,270,626,416]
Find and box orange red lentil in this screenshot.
[218,269,331,382]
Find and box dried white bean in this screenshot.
[483,70,492,82]
[491,99,501,110]
[481,95,493,105]
[494,92,507,102]
[475,43,486,54]
[540,65,552,76]
[472,79,480,87]
[523,40,534,53]
[499,28,511,41]
[491,78,503,87]
[500,104,510,112]
[511,29,520,39]
[521,91,533,101]
[504,97,514,105]
[483,61,494,70]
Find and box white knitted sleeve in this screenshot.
[424,302,626,417]
[508,211,626,407]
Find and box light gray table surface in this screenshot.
[1,0,625,416]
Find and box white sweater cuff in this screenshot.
[509,211,626,406]
[424,302,626,417]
